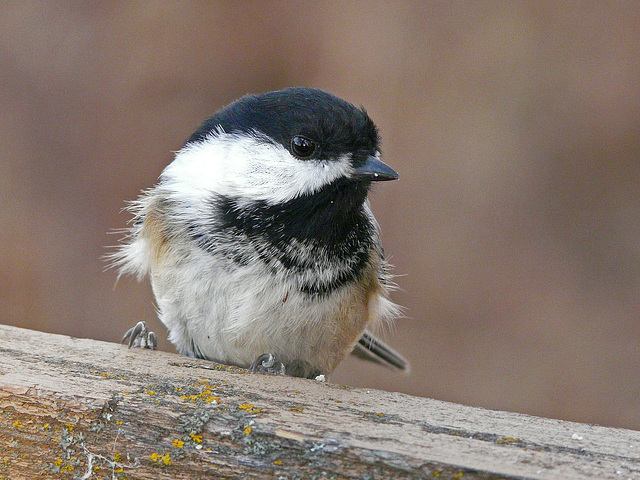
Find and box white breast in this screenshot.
[150,237,380,373]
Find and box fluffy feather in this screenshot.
[111,88,407,378]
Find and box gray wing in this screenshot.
[351,330,410,373]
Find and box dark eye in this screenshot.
[291,135,317,158]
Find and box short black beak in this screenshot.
[353,156,399,182]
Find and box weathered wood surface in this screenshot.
[0,324,638,479]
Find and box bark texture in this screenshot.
[0,324,638,479]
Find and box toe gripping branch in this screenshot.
[250,353,286,375]
[249,354,324,379]
[121,321,158,350]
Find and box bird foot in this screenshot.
[250,353,285,375]
[121,321,158,350]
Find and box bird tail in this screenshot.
[351,330,410,374]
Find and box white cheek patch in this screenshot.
[161,132,353,206]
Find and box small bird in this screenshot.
[112,87,408,378]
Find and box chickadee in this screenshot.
[112,87,408,378]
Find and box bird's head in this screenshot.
[160,88,398,208]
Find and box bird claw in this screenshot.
[250,353,285,375]
[121,321,158,350]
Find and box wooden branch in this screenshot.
[0,325,637,479]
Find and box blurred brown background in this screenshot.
[1,1,639,430]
